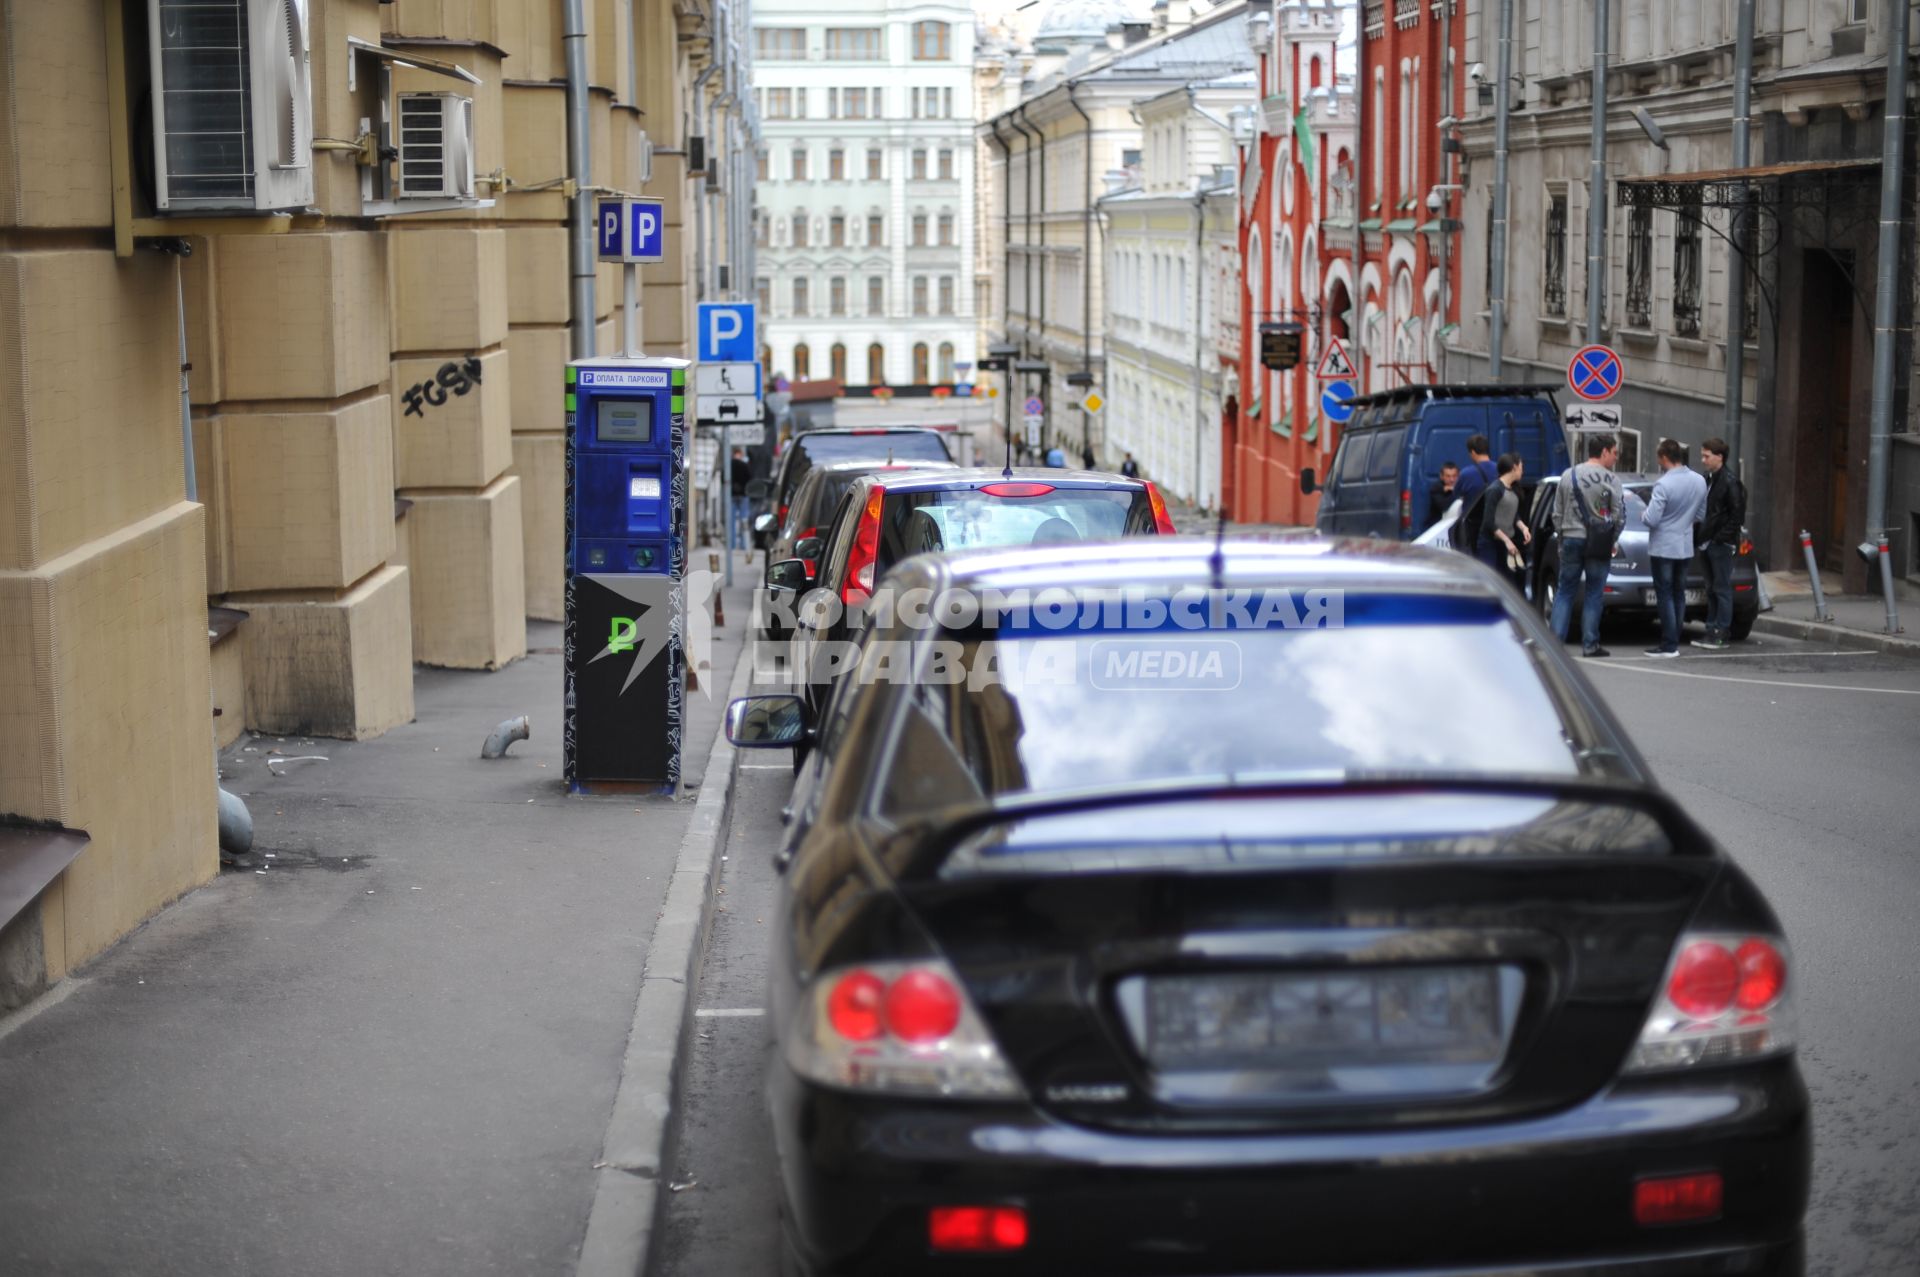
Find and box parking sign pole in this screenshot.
[622,262,642,359]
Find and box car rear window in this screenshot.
[780,432,953,506]
[876,486,1153,570]
[1366,426,1407,481]
[1334,432,1371,482]
[873,593,1585,819]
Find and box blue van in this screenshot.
[1303,384,1572,540]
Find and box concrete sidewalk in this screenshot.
[0,553,757,1277]
[1754,571,1920,658]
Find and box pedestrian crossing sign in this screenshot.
[1316,338,1356,380]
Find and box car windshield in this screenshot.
[797,432,950,469]
[877,486,1152,570]
[874,593,1585,818]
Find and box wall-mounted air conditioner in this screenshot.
[397,93,475,200]
[147,0,314,212]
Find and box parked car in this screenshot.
[755,427,954,549]
[758,459,956,641]
[1526,474,1762,641]
[728,537,1808,1277]
[1304,384,1572,539]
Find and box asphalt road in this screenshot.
[655,626,1920,1277]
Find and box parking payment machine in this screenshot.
[564,356,692,792]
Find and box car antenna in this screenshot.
[1209,498,1227,593]
[1003,424,1013,479]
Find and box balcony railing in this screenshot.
[1394,0,1420,29]
[1363,1,1384,37]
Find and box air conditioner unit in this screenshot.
[147,0,313,212]
[397,93,476,199]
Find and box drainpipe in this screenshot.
[1586,0,1609,342]
[1439,0,1453,355]
[1864,0,1910,613]
[1010,106,1040,396]
[564,0,595,358]
[692,64,720,304]
[989,118,1014,341]
[1353,23,1368,390]
[1067,83,1094,379]
[712,88,737,298]
[1489,0,1513,380]
[1724,0,1754,476]
[1193,186,1208,506]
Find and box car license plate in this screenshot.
[1642,588,1707,606]
[1142,968,1504,1068]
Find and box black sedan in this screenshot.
[726,538,1808,1277]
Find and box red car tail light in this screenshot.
[1400,488,1413,533]
[841,487,885,608]
[929,1206,1028,1252]
[826,970,885,1041]
[1625,933,1794,1073]
[1634,1173,1723,1226]
[1143,482,1177,533]
[790,960,1021,1100]
[883,969,962,1043]
[979,482,1055,498]
[1739,538,1754,556]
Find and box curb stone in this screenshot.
[1748,613,1920,659]
[576,653,752,1277]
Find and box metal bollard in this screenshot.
[1799,530,1834,622]
[1873,532,1904,634]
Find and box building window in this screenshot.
[867,214,884,246]
[790,211,808,247]
[867,276,884,315]
[792,278,810,316]
[868,342,886,384]
[756,150,769,181]
[912,149,927,179]
[829,148,845,180]
[1122,147,1141,169]
[1847,0,1868,21]
[912,276,929,315]
[1625,203,1653,328]
[912,21,951,60]
[756,27,806,59]
[791,148,808,181]
[937,342,955,382]
[829,215,846,246]
[757,277,770,311]
[830,342,848,381]
[866,148,882,180]
[794,88,807,119]
[828,88,839,118]
[1739,209,1760,342]
[793,343,811,379]
[1673,204,1703,338]
[830,276,847,315]
[871,88,883,117]
[938,276,954,314]
[938,149,954,180]
[756,212,769,247]
[911,88,921,119]
[912,214,928,246]
[938,213,954,246]
[1543,190,1568,318]
[824,27,882,60]
[912,342,931,383]
[767,88,794,119]
[843,88,867,120]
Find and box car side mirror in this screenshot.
[753,512,776,535]
[793,536,824,561]
[766,558,809,592]
[1299,467,1317,496]
[746,479,770,501]
[725,695,810,748]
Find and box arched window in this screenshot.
[912,343,930,384]
[867,342,886,384]
[1310,55,1323,90]
[936,342,955,382]
[830,343,847,382]
[794,343,811,380]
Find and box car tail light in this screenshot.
[1634,1173,1723,1226]
[980,482,1055,498]
[1739,537,1754,556]
[1625,933,1794,1073]
[796,526,817,542]
[929,1206,1028,1252]
[788,959,1022,1100]
[1143,482,1177,533]
[1400,489,1412,533]
[777,503,789,524]
[841,487,885,608]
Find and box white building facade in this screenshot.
[750,0,979,387]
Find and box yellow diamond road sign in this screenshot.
[1081,392,1104,414]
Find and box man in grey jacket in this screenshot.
[1640,438,1709,657]
[1552,433,1626,658]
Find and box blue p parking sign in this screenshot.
[697,303,757,363]
[598,199,665,264]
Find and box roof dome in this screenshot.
[1035,0,1140,43]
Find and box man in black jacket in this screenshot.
[1695,436,1745,649]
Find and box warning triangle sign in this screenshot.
[1316,338,1356,380]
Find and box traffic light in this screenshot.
[1260,323,1304,370]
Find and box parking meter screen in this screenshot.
[596,400,653,443]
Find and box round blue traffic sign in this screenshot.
[1321,379,1356,423]
[1568,344,1624,402]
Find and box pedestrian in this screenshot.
[1045,445,1068,468]
[1551,432,1626,658]
[1119,451,1142,478]
[1474,453,1530,589]
[1428,460,1461,527]
[1081,441,1096,470]
[1695,436,1745,649]
[1451,435,1498,515]
[729,447,752,548]
[1640,438,1708,658]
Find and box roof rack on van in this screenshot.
[1347,383,1561,409]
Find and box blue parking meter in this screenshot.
[564,355,692,792]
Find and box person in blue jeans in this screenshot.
[1550,433,1624,657]
[1695,436,1746,649]
[1640,438,1708,657]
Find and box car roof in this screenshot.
[894,535,1508,596]
[846,466,1149,494]
[793,426,944,439]
[1347,383,1562,411]
[809,457,957,475]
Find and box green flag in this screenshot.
[1294,103,1315,185]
